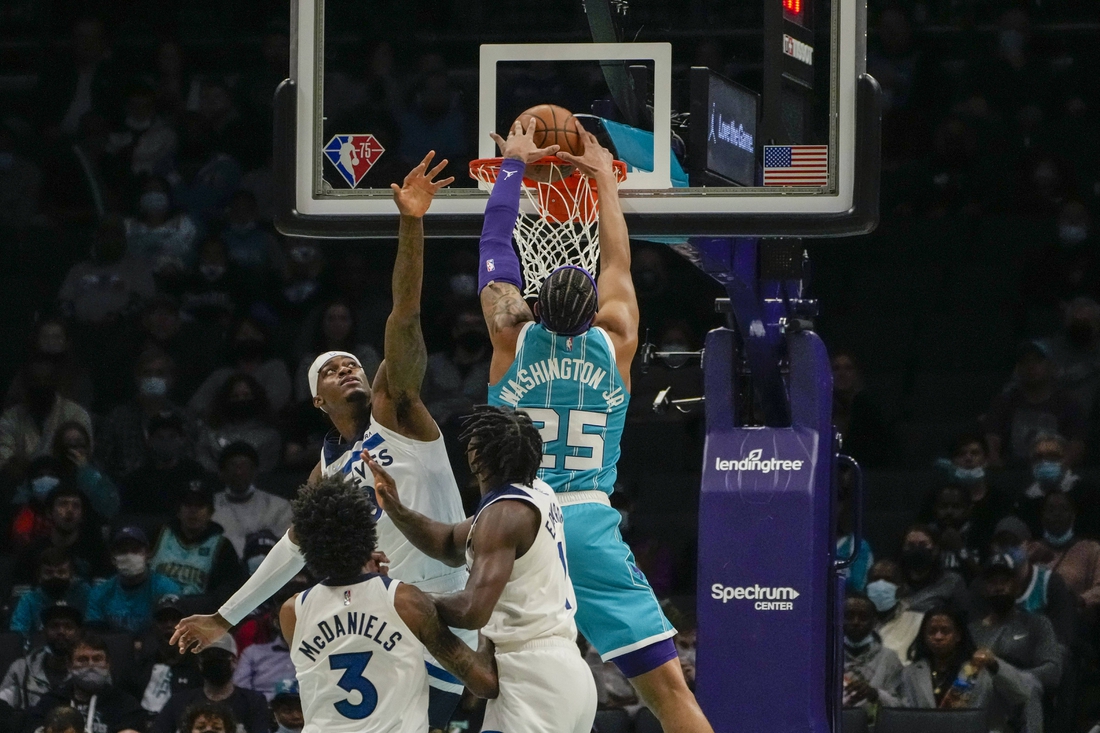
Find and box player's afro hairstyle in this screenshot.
[459,406,544,487]
[537,266,598,336]
[291,475,378,582]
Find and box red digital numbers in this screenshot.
[783,0,802,15]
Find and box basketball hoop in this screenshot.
[469,156,628,298]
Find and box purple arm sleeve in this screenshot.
[478,157,526,294]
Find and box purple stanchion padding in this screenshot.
[695,326,835,733]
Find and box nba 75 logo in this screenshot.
[324,134,386,188]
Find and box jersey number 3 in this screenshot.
[526,408,606,470]
[329,652,378,719]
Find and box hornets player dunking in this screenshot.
[476,121,714,733]
[172,152,476,728]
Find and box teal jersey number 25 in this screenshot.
[488,322,628,495]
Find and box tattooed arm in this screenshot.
[395,582,499,698]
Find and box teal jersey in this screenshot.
[488,322,628,494]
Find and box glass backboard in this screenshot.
[278,0,879,238]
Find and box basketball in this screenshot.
[515,104,585,156]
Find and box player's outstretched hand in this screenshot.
[391,151,454,218]
[491,118,560,165]
[171,613,231,654]
[365,454,402,514]
[556,130,615,179]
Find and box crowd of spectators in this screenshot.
[0,1,1097,732]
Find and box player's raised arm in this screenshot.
[431,500,538,630]
[393,583,499,699]
[478,120,556,382]
[373,151,454,438]
[557,130,639,388]
[367,456,471,567]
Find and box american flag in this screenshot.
[763,145,828,186]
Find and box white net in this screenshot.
[471,158,625,299]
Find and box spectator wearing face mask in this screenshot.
[898,526,969,613]
[150,482,243,608]
[980,517,1078,651]
[121,412,215,515]
[0,351,93,484]
[15,484,111,584]
[1027,492,1100,615]
[114,83,177,178]
[1016,432,1100,540]
[9,549,90,637]
[58,217,155,326]
[85,527,183,634]
[0,601,83,710]
[124,176,199,287]
[5,318,94,411]
[98,349,205,479]
[220,191,280,274]
[133,296,213,401]
[189,318,292,419]
[179,237,250,326]
[922,434,1013,556]
[10,457,65,548]
[970,553,1062,733]
[1021,201,1099,315]
[928,484,983,581]
[231,595,294,700]
[421,308,492,427]
[900,603,1030,733]
[209,443,290,556]
[269,680,302,733]
[198,378,282,475]
[152,636,270,733]
[1041,298,1100,421]
[984,341,1087,468]
[865,560,924,667]
[292,300,380,404]
[130,596,203,719]
[26,635,145,733]
[842,595,902,710]
[267,239,329,339]
[52,421,119,522]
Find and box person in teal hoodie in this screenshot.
[85,526,182,633]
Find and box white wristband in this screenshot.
[218,530,306,626]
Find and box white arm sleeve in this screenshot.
[218,531,306,626]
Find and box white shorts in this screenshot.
[483,638,597,733]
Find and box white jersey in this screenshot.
[321,416,467,593]
[292,574,428,733]
[465,479,578,649]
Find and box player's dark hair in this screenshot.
[291,475,378,582]
[459,406,544,486]
[180,702,238,733]
[537,266,598,336]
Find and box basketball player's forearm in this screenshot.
[385,215,428,392]
[218,531,306,625]
[385,505,466,567]
[477,158,525,294]
[596,173,630,270]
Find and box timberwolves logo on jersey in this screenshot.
[322,428,394,519]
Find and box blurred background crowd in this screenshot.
[0,0,1098,731]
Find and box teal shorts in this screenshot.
[561,501,677,661]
